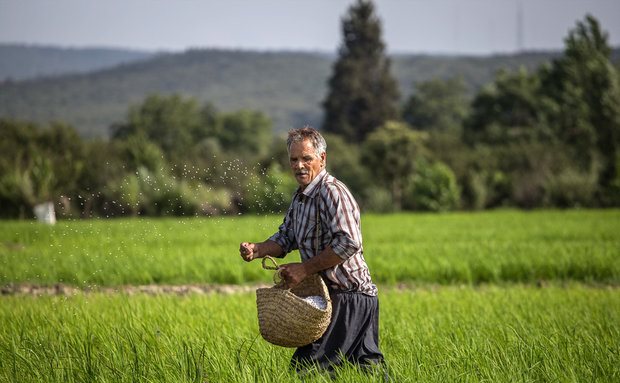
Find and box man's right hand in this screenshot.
[239,242,257,262]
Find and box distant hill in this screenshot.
[0,44,157,81]
[0,45,617,137]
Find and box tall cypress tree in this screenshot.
[322,0,400,143]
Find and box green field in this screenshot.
[1,210,619,382]
[1,209,619,286]
[1,286,618,382]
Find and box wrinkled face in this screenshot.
[289,139,326,190]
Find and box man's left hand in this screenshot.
[278,263,308,288]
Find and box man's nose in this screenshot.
[292,160,304,169]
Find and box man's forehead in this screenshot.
[289,140,316,153]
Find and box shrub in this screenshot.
[544,167,597,208]
[404,160,460,212]
[241,164,297,214]
[460,171,488,210]
[361,186,395,213]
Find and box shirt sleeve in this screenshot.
[322,181,362,260]
[268,201,298,257]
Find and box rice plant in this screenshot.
[1,285,618,382]
[1,209,618,286]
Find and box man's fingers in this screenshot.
[240,242,252,255]
[279,266,288,278]
[278,265,302,286]
[239,242,255,261]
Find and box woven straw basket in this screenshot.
[256,256,332,347]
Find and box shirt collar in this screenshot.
[299,169,327,199]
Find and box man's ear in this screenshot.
[321,152,327,167]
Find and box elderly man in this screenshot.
[239,126,384,374]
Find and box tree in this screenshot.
[464,68,549,146]
[321,132,371,198]
[322,0,400,143]
[461,15,620,208]
[404,159,460,212]
[540,15,620,203]
[75,139,124,218]
[402,77,469,135]
[38,122,85,198]
[0,120,87,217]
[242,163,297,214]
[111,94,204,163]
[218,110,272,160]
[362,121,427,209]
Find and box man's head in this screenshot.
[287,126,327,190]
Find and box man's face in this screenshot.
[289,139,326,190]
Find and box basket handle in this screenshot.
[262,256,286,286]
[262,256,279,270]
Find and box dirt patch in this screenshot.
[1,283,271,297]
[1,242,26,251]
[3,281,617,297]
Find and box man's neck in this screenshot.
[300,168,327,195]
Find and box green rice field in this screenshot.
[1,209,619,286]
[1,209,619,382]
[1,286,618,382]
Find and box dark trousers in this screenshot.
[291,291,384,372]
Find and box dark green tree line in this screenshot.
[460,15,620,208]
[1,11,619,219]
[0,94,284,218]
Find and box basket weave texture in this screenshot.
[256,258,332,347]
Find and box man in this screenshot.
[239,126,384,374]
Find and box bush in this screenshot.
[512,171,547,209]
[361,186,396,213]
[404,160,460,212]
[322,133,372,199]
[241,164,297,214]
[105,166,233,217]
[544,168,597,208]
[0,166,34,218]
[460,171,488,210]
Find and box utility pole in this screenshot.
[516,0,524,52]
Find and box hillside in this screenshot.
[1,46,616,137]
[0,44,157,81]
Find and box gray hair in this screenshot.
[286,126,327,156]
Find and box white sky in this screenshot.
[0,0,618,55]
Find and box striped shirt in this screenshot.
[269,170,377,296]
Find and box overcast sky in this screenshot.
[0,0,618,55]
